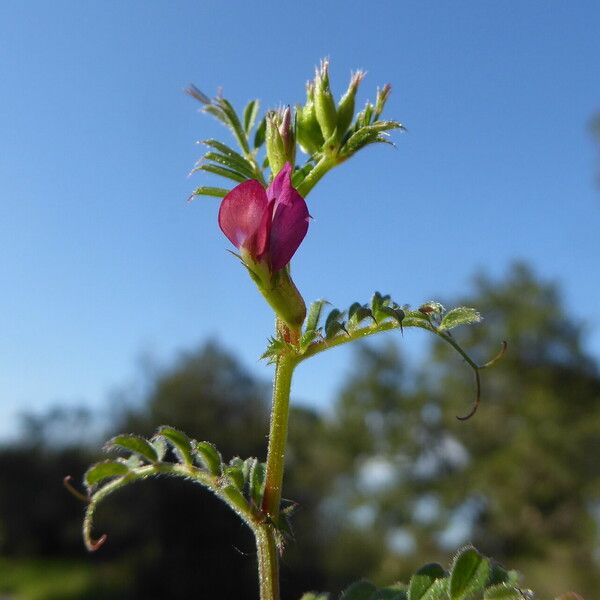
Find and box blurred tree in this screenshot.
[318,263,600,597]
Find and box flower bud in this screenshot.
[296,82,324,156]
[266,107,296,176]
[266,111,287,176]
[373,83,392,120]
[313,59,338,142]
[278,106,296,168]
[218,164,309,329]
[336,70,365,139]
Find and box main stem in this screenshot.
[256,523,280,600]
[256,347,297,600]
[262,353,296,518]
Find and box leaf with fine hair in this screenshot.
[194,441,222,475]
[84,460,129,489]
[254,116,267,148]
[189,186,230,199]
[342,121,403,156]
[243,99,260,136]
[439,307,482,331]
[215,97,251,153]
[449,546,490,600]
[408,563,446,600]
[249,460,266,507]
[157,426,193,466]
[104,434,158,463]
[202,151,256,179]
[202,139,258,176]
[339,580,377,600]
[196,163,247,183]
[305,299,329,332]
[292,162,315,188]
[483,585,523,599]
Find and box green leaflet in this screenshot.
[104,434,159,463]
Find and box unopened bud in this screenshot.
[266,111,287,176]
[314,59,338,142]
[296,82,324,155]
[336,70,365,139]
[373,83,392,120]
[278,106,296,166]
[266,107,296,176]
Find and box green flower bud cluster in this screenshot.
[294,59,402,163]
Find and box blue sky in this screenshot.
[1,1,599,439]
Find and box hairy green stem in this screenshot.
[297,155,334,197]
[254,351,298,600]
[262,354,297,519]
[256,523,280,600]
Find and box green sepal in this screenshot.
[338,580,377,600]
[157,426,193,466]
[104,434,159,463]
[243,99,259,136]
[189,186,230,199]
[194,441,222,475]
[408,563,446,600]
[84,460,130,489]
[245,257,306,330]
[439,307,482,331]
[300,593,330,600]
[449,546,490,600]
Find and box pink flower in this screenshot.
[218,163,309,272]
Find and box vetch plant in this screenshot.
[67,60,582,599]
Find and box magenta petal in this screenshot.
[269,186,309,271]
[218,180,269,256]
[266,162,293,204]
